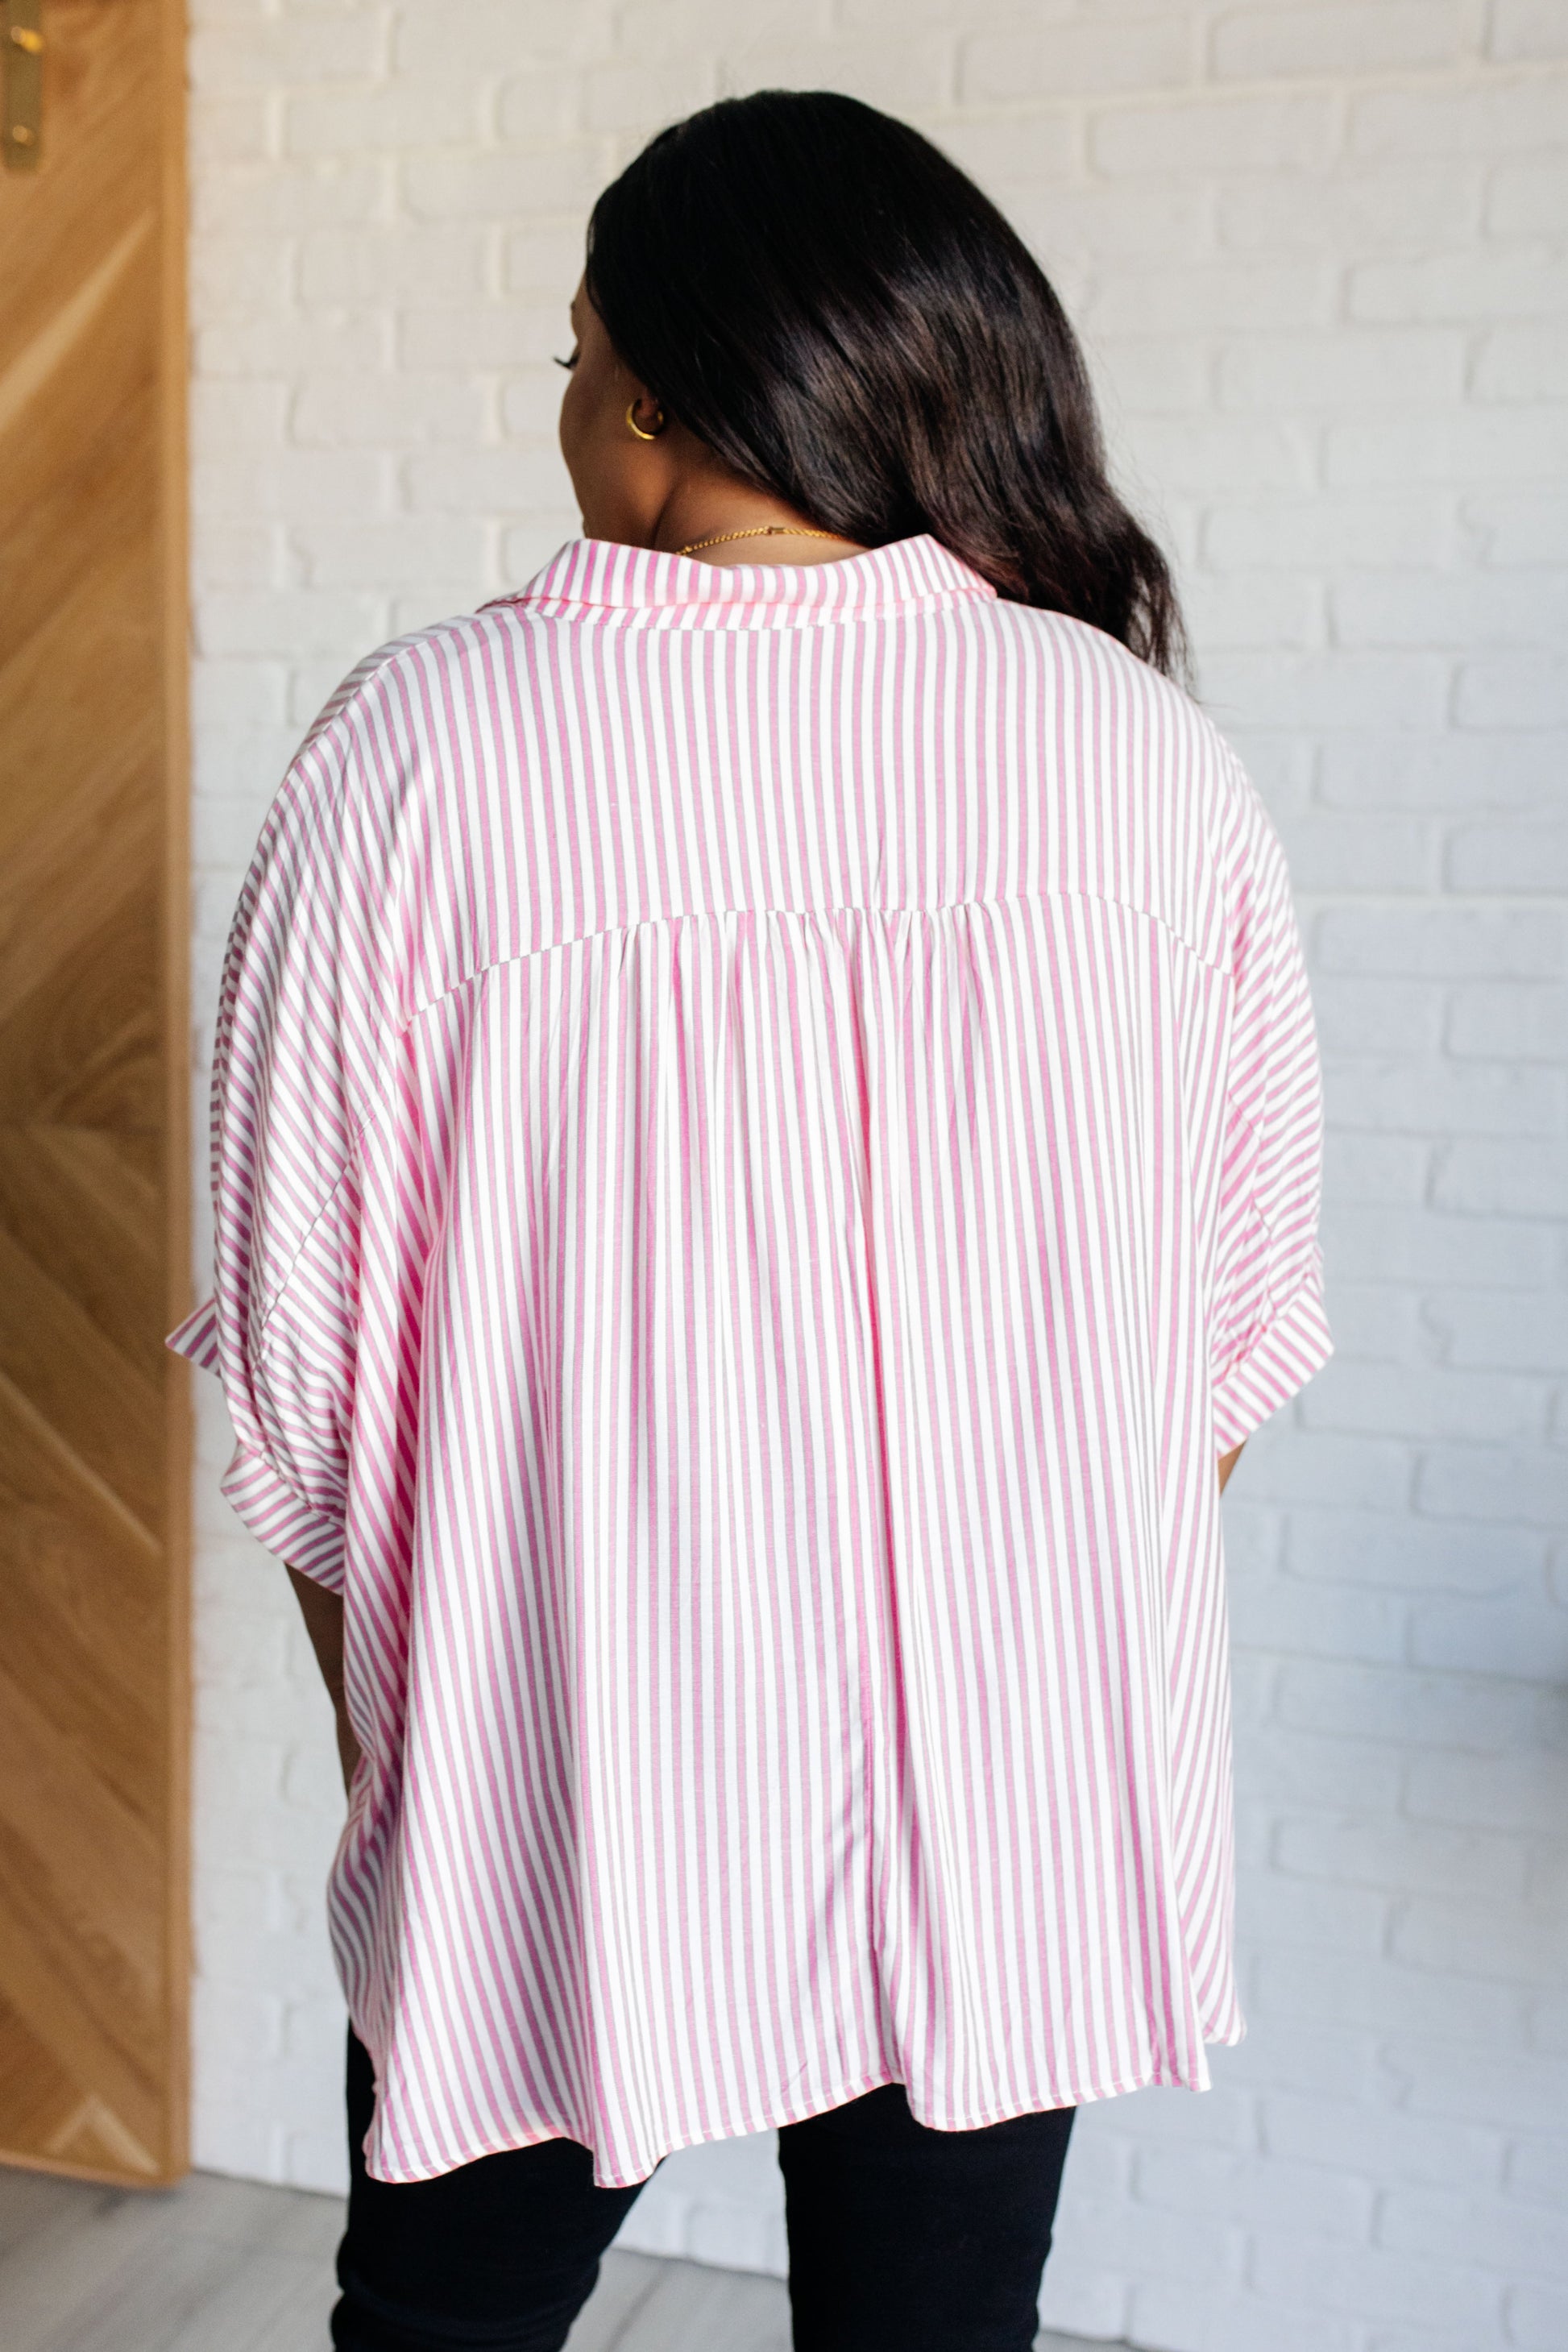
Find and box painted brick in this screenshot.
[1326,408,1568,489]
[717,39,957,118]
[1457,659,1568,730]
[1316,733,1561,812]
[493,65,589,142]
[298,226,492,306]
[1433,1139,1568,1217]
[196,591,385,661]
[1529,1989,1568,2052]
[1326,1060,1563,1139]
[190,19,382,89]
[291,516,488,591]
[1277,1659,1547,1751]
[1130,2280,1361,2352]
[580,56,720,135]
[1382,2182,1568,2276]
[1447,824,1568,894]
[1363,2329,1485,2352]
[927,113,1080,193]
[1214,2017,1383,2101]
[1315,909,1565,980]
[199,313,391,380]
[1218,327,1465,411]
[1429,1288,1568,1374]
[960,18,1193,102]
[1202,494,1451,569]
[1332,571,1568,649]
[1350,254,1568,328]
[1135,2141,1373,2240]
[1321,1134,1430,1206]
[403,444,571,513]
[1276,1817,1528,1902]
[292,374,487,448]
[1212,2,1479,82]
[1285,814,1436,891]
[1408,1750,1568,1836]
[1448,969,1568,1063]
[1287,1505,1545,1595]
[1475,325,1568,403]
[1236,1431,1417,1509]
[1262,2092,1508,2188]
[1089,334,1213,417]
[1249,2229,1507,2331]
[391,2,600,78]
[1216,166,1483,253]
[1202,649,1450,730]
[190,380,291,453]
[1350,81,1568,159]
[403,302,566,371]
[1315,1280,1428,1360]
[1090,93,1336,175]
[1409,1591,1568,1682]
[1506,2136,1568,2203]
[1230,1572,1408,1662]
[1487,156,1568,239]
[1490,0,1568,58]
[1234,1719,1407,1808]
[1087,263,1332,335]
[184,0,1568,2320]
[1313,971,1442,1056]
[1465,488,1568,566]
[1296,1361,1546,1445]
[1181,573,1319,650]
[284,82,483,156]
[1510,2280,1568,2352]
[189,91,276,166]
[1029,189,1217,273]
[1416,1445,1568,1527]
[402,144,607,221]
[1237,1869,1392,1953]
[189,232,293,317]
[1392,1897,1568,1986]
[193,160,386,236]
[196,521,282,592]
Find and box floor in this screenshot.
[0,2163,1117,2350]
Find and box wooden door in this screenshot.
[0,0,189,2184]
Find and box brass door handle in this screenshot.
[3,1,44,172]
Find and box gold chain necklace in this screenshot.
[677,523,840,558]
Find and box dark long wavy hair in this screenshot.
[586,89,1188,682]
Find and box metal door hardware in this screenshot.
[3,1,44,172]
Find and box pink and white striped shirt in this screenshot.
[172,533,1330,2187]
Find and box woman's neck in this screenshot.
[645,476,865,567]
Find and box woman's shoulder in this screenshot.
[296,603,526,763]
[982,595,1247,807]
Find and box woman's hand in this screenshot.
[286,1565,363,1797]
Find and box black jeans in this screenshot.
[333,2030,1075,2352]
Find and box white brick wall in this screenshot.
[185,6,1568,2346]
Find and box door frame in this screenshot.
[157,0,191,2190]
[0,0,191,2188]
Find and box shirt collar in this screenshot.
[499,533,999,628]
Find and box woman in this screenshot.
[172,89,1329,2352]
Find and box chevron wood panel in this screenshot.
[0,0,189,2185]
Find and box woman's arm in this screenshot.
[1218,1443,1244,1494]
[286,1566,362,1795]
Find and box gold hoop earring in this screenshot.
[626,398,666,442]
